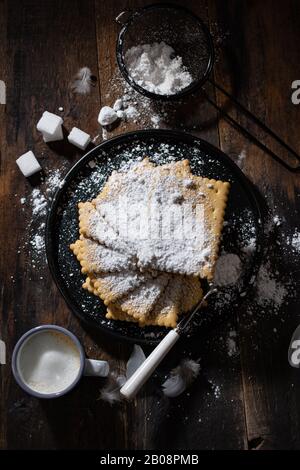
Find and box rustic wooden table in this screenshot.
[1,0,300,450]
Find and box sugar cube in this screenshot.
[98,106,118,126]
[113,98,123,111]
[37,111,63,142]
[116,110,125,119]
[16,151,42,177]
[67,127,91,150]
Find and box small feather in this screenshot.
[162,359,200,397]
[126,345,146,379]
[99,372,126,405]
[71,67,93,94]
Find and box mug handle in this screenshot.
[84,359,109,377]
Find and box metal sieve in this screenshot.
[116,3,214,101]
[116,3,300,172]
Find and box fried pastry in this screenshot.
[70,158,229,327]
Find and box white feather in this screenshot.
[99,372,126,405]
[162,359,201,397]
[126,345,146,379]
[71,67,93,94]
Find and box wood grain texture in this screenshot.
[0,0,8,451]
[0,0,300,450]
[208,0,300,449]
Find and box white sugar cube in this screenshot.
[68,127,91,150]
[37,111,63,142]
[16,151,42,177]
[42,127,63,143]
[98,106,118,126]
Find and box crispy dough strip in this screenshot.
[84,270,151,305]
[141,275,182,328]
[184,175,230,279]
[83,276,137,323]
[78,201,133,255]
[93,158,191,211]
[146,171,229,278]
[111,273,170,321]
[106,275,203,328]
[94,157,156,205]
[70,236,135,274]
[106,307,139,323]
[180,276,203,313]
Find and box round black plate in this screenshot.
[46,130,264,344]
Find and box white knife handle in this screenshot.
[120,329,180,400]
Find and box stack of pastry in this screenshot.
[70,158,230,328]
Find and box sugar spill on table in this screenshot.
[256,262,288,310]
[209,380,221,399]
[288,230,300,252]
[96,17,232,144]
[17,167,67,273]
[234,149,247,168]
[227,330,238,357]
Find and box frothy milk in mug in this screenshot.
[17,330,81,394]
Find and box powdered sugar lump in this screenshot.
[124,41,193,95]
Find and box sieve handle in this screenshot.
[120,329,180,400]
[115,10,132,25]
[205,79,300,172]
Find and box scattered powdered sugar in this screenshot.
[235,149,246,168]
[98,66,180,137]
[151,115,161,127]
[46,169,65,193]
[124,105,138,121]
[18,167,66,269]
[241,237,256,255]
[227,330,238,357]
[208,379,221,399]
[289,230,300,252]
[214,253,242,286]
[212,384,221,399]
[255,262,288,311]
[31,189,47,216]
[124,42,193,95]
[30,234,45,254]
[102,128,108,141]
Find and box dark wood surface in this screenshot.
[1,0,300,450]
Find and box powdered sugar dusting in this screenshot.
[91,160,213,276]
[31,189,47,216]
[214,253,242,286]
[227,331,238,357]
[256,262,288,311]
[289,230,300,252]
[124,42,193,95]
[18,167,67,269]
